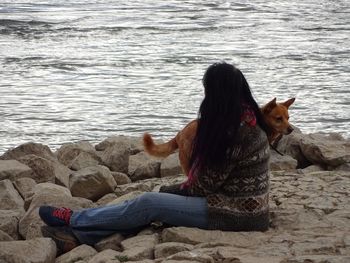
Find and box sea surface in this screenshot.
[0,0,349,153]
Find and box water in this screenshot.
[0,0,349,154]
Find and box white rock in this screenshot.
[55,244,97,263]
[160,153,182,177]
[0,179,24,212]
[128,152,161,181]
[0,160,34,181]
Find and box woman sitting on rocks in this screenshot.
[39,61,271,255]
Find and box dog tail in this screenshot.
[143,133,178,158]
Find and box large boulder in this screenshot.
[0,210,22,240]
[0,238,56,263]
[0,160,34,181]
[13,177,37,200]
[16,154,56,183]
[55,244,97,263]
[269,151,298,171]
[0,142,56,161]
[56,141,98,166]
[160,153,182,177]
[95,135,143,154]
[120,233,160,261]
[128,152,161,181]
[0,179,24,212]
[19,187,93,239]
[162,227,268,247]
[299,133,350,169]
[100,141,130,173]
[69,151,101,171]
[69,165,117,201]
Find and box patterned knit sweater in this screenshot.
[159,123,270,231]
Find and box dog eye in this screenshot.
[276,117,283,122]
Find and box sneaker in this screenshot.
[39,206,73,226]
[41,225,79,255]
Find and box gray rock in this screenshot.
[107,191,143,206]
[162,227,268,247]
[114,181,153,196]
[94,233,125,252]
[0,229,13,241]
[100,141,130,173]
[0,210,22,240]
[165,251,214,263]
[276,132,311,168]
[0,179,24,212]
[55,244,97,263]
[160,153,182,177]
[154,242,194,259]
[70,151,101,171]
[297,164,325,174]
[56,141,97,166]
[111,171,132,185]
[128,152,161,181]
[0,142,56,162]
[19,189,93,239]
[69,165,117,201]
[270,151,298,171]
[87,249,122,263]
[13,177,37,200]
[299,133,350,168]
[120,233,159,261]
[0,160,34,181]
[96,135,143,154]
[0,238,56,263]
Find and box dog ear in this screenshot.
[282,98,295,108]
[262,97,277,113]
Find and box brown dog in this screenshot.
[143,98,295,176]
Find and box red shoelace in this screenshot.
[52,207,72,225]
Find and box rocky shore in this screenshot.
[0,129,349,263]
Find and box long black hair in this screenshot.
[190,62,270,172]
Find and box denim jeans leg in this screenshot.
[70,192,208,245]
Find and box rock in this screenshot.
[282,255,350,263]
[165,251,215,263]
[100,141,130,173]
[16,154,72,187]
[87,249,122,263]
[0,229,13,241]
[19,189,93,239]
[69,165,117,201]
[276,132,312,168]
[0,142,56,161]
[299,133,350,168]
[24,182,72,210]
[56,141,97,166]
[0,238,56,263]
[162,227,268,247]
[154,242,194,259]
[13,177,37,200]
[270,151,298,171]
[334,162,350,171]
[94,233,125,252]
[160,153,182,177]
[297,164,325,174]
[70,151,101,171]
[0,179,24,212]
[112,171,132,185]
[0,210,22,240]
[0,160,34,181]
[114,181,153,196]
[120,233,159,260]
[16,154,56,183]
[96,135,143,154]
[95,192,119,206]
[128,152,161,181]
[55,244,97,263]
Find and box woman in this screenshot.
[39,62,270,255]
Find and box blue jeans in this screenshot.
[70,192,208,245]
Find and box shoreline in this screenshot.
[0,130,349,262]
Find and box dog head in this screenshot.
[262,97,295,135]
